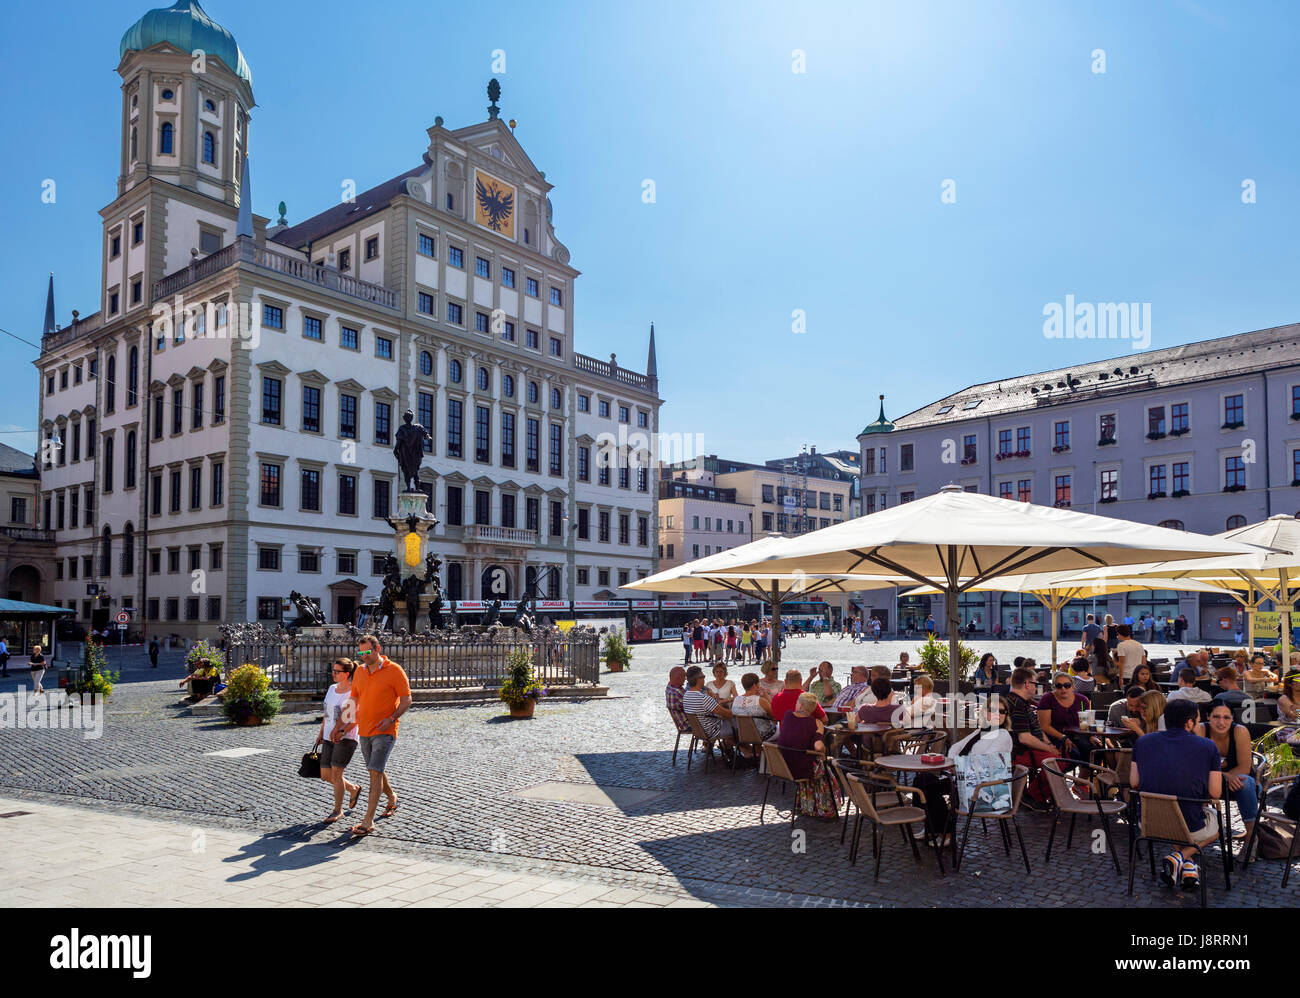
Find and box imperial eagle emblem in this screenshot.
[475,176,514,232]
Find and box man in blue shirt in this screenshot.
[1082,613,1102,646]
[1211,667,1249,711]
[1130,698,1222,892]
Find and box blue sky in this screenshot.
[2,0,1297,460]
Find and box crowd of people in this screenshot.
[664,631,1298,892]
[680,615,895,667]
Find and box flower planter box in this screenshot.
[607,660,625,673]
[507,701,536,719]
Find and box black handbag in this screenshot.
[298,744,321,779]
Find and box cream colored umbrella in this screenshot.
[905,570,1237,666]
[626,535,899,664]
[716,486,1271,739]
[1062,514,1300,664]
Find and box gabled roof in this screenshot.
[0,443,36,477]
[270,162,428,250]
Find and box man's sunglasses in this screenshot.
[357,649,374,656]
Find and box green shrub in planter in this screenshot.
[499,648,547,709]
[916,632,976,681]
[220,663,283,724]
[602,631,632,671]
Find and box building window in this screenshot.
[447,399,463,457]
[418,392,433,451]
[551,387,562,410]
[577,507,589,539]
[1017,479,1031,502]
[172,388,183,434]
[598,510,610,543]
[1147,406,1166,437]
[189,466,202,509]
[475,405,491,462]
[502,493,516,528]
[899,443,914,471]
[258,548,280,571]
[373,478,390,518]
[448,246,464,268]
[475,312,490,333]
[209,545,224,572]
[211,461,224,506]
[365,236,379,261]
[618,514,630,545]
[214,375,226,423]
[501,266,515,288]
[1149,464,1167,497]
[418,292,434,315]
[1225,455,1246,490]
[1100,468,1118,501]
[549,287,563,306]
[638,516,648,546]
[376,336,393,359]
[998,428,1012,454]
[501,412,515,467]
[502,321,515,342]
[192,382,204,429]
[525,418,539,472]
[449,359,462,383]
[446,486,463,526]
[598,399,610,419]
[618,405,630,424]
[302,385,321,432]
[375,402,392,445]
[262,377,282,424]
[340,326,359,351]
[526,277,539,297]
[1158,519,1185,531]
[1223,393,1244,427]
[418,233,436,257]
[302,315,323,341]
[338,248,350,272]
[1172,461,1189,494]
[1226,515,1246,530]
[962,434,977,463]
[263,304,283,329]
[299,550,320,573]
[260,463,281,506]
[1053,420,1070,449]
[169,469,181,512]
[1099,413,1117,445]
[475,256,490,278]
[1171,402,1189,433]
[338,474,357,515]
[550,338,563,357]
[159,121,173,155]
[300,469,321,511]
[578,394,590,413]
[339,394,357,438]
[549,423,562,475]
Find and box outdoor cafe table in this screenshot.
[1065,726,1135,740]
[874,753,955,774]
[826,721,892,758]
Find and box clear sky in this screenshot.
[2,0,1297,461]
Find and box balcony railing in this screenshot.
[153,237,400,310]
[0,526,55,542]
[463,524,538,546]
[41,310,105,352]
[573,352,653,392]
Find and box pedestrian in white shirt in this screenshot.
[1114,624,1146,683]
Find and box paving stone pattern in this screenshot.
[0,637,1293,907]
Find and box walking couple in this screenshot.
[316,634,413,836]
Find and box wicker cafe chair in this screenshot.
[1042,758,1126,874]
[734,715,768,771]
[669,709,693,767]
[1127,792,1231,908]
[824,756,885,846]
[834,762,944,881]
[759,742,835,826]
[883,728,948,756]
[685,714,721,773]
[954,764,1031,874]
[1240,773,1299,888]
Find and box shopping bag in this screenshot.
[954,751,1012,813]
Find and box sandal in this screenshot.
[323,812,343,824]
[349,824,373,836]
[381,801,399,818]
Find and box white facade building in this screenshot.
[33,1,660,639]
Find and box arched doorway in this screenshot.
[6,564,41,602]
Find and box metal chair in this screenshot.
[668,710,692,766]
[685,714,718,772]
[1240,773,1298,888]
[833,761,944,881]
[759,742,832,826]
[733,714,769,771]
[1126,792,1231,908]
[954,764,1031,874]
[883,728,947,756]
[1042,757,1126,873]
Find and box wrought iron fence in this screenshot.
[220,622,600,695]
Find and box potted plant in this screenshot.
[75,640,120,703]
[916,631,977,688]
[498,648,546,718]
[220,663,283,726]
[602,630,632,673]
[184,640,224,699]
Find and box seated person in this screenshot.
[856,677,904,725]
[1005,666,1059,808]
[777,693,840,819]
[855,666,895,706]
[1194,703,1257,843]
[1242,653,1278,696]
[705,662,737,704]
[757,661,784,700]
[178,663,220,692]
[681,665,736,762]
[831,665,871,711]
[1119,689,1166,736]
[1036,672,1091,759]
[803,660,842,708]
[971,653,998,691]
[1130,663,1160,693]
[771,670,826,724]
[729,672,776,750]
[1279,671,1299,722]
[898,673,939,728]
[1130,698,1223,892]
[916,698,1013,838]
[665,666,690,734]
[1107,685,1147,729]
[1184,649,1212,680]
[1069,657,1096,695]
[895,651,913,672]
[1165,667,1211,706]
[1211,667,1249,710]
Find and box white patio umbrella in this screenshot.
[1062,514,1300,664]
[626,535,898,664]
[715,485,1274,738]
[904,570,1238,665]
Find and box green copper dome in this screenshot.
[120,1,252,89]
[860,396,895,436]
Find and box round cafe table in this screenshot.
[874,753,954,774]
[826,722,892,759]
[1065,726,1134,740]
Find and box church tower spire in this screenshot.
[646,322,658,391]
[43,273,56,337]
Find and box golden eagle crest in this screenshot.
[475,176,514,232]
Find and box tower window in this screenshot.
[159,121,174,155]
[204,98,216,112]
[202,131,216,164]
[160,89,174,101]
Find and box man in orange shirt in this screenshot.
[348,634,412,835]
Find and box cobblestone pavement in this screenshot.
[0,637,1293,907]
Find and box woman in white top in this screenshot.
[915,700,1014,841]
[730,672,776,750]
[706,662,737,704]
[317,658,363,823]
[899,673,939,729]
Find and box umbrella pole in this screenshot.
[1051,603,1059,667]
[946,545,961,743]
[771,581,781,668]
[1280,570,1293,676]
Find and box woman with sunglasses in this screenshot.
[1036,672,1092,761]
[316,658,364,824]
[915,698,1013,841]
